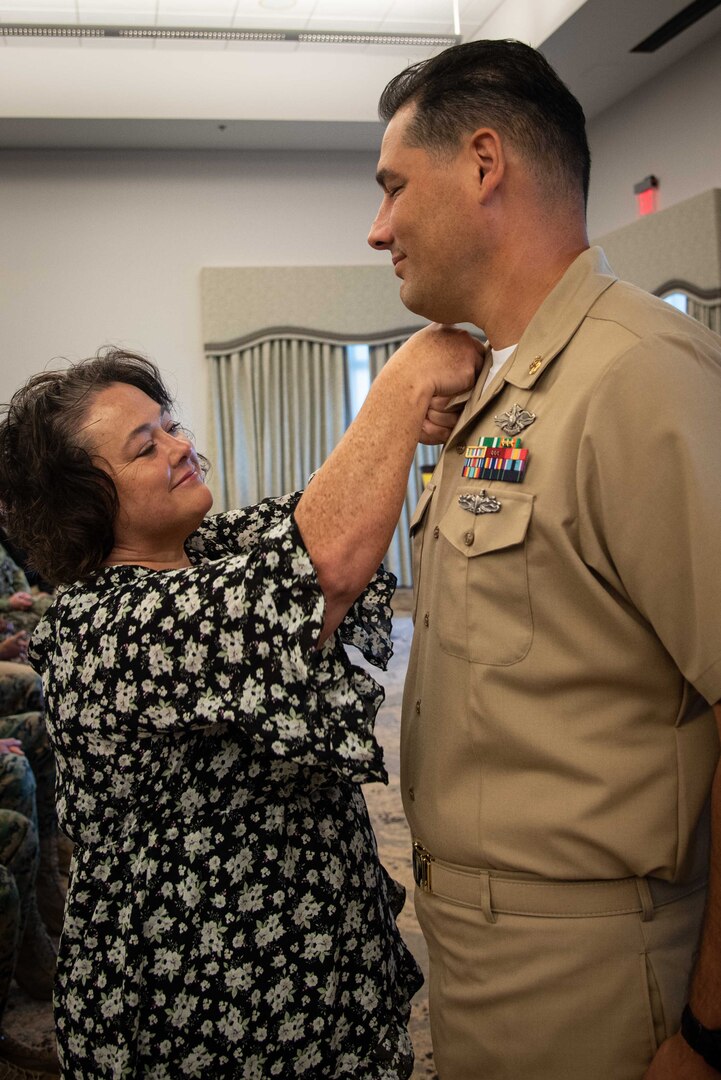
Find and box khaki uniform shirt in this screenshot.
[403,247,721,884]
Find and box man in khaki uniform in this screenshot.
[368,40,721,1080]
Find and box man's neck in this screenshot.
[479,228,589,350]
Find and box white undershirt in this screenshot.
[483,343,517,393]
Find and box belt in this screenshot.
[412,841,706,924]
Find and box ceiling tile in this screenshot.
[1,3,77,16]
[386,0,452,20]
[459,0,499,18]
[78,1,155,11]
[233,0,317,12]
[156,0,237,13]
[230,13,308,29]
[311,0,391,18]
[1,0,78,9]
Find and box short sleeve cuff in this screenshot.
[693,655,721,707]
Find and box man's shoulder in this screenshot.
[587,277,719,352]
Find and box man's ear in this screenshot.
[471,128,505,201]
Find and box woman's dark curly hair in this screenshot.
[0,348,204,586]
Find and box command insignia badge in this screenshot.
[494,403,536,436]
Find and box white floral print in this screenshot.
[31,492,421,1079]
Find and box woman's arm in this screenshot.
[295,324,481,642]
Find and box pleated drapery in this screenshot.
[686,295,721,335]
[207,336,349,510]
[207,330,435,586]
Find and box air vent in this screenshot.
[631,0,721,53]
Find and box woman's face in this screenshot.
[81,382,213,556]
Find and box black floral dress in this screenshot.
[30,493,422,1079]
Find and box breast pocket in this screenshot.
[437,487,534,665]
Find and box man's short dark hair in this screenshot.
[0,349,204,586]
[379,39,590,207]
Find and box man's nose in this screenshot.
[367,210,392,250]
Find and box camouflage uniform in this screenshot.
[0,672,60,1076]
[0,664,55,841]
[0,805,38,1018]
[0,747,56,994]
[0,545,53,635]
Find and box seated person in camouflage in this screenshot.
[0,631,64,937]
[0,544,53,635]
[0,743,59,1078]
[0,619,29,668]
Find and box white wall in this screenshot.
[2,25,720,455]
[0,148,383,451]
[586,27,721,238]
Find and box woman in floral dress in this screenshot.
[0,329,479,1079]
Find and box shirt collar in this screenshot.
[502,246,617,390]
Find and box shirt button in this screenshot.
[456,444,465,455]
[423,612,429,627]
[464,531,474,546]
[408,787,415,801]
[433,526,440,539]
[415,699,421,714]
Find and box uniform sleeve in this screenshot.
[31,514,387,784]
[0,545,31,596]
[577,330,721,703]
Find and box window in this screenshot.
[346,344,372,420]
[662,291,688,313]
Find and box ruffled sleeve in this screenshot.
[188,493,396,671]
[185,491,303,561]
[31,512,390,785]
[337,567,396,671]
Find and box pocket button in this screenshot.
[463,531,474,546]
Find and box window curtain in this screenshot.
[686,295,721,335]
[207,330,435,588]
[368,338,438,586]
[207,335,349,510]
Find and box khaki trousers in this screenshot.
[415,877,706,1080]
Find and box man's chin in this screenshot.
[399,281,453,324]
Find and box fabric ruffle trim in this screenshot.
[338,566,396,672]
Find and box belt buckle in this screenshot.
[413,840,434,893]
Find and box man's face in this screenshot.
[368,104,486,325]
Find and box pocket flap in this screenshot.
[409,483,436,535]
[439,488,533,557]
